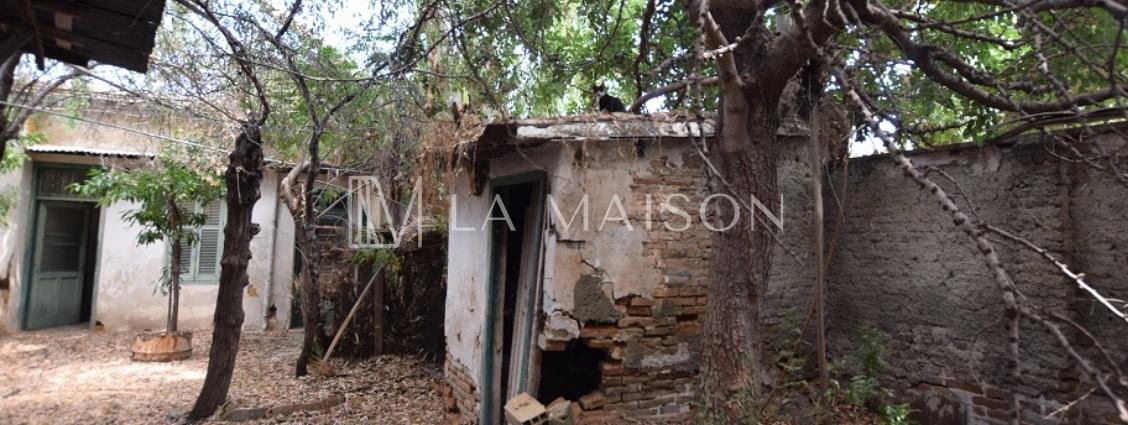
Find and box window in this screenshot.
[175,201,225,282]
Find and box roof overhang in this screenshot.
[0,0,166,72]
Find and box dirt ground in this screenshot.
[0,327,447,424]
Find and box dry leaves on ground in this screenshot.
[0,326,446,424]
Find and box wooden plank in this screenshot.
[0,15,148,71]
[17,0,44,69]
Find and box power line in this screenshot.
[0,99,228,153]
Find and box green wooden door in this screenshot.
[27,202,90,330]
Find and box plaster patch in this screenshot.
[572,274,623,324]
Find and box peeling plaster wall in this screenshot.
[444,124,1128,424]
[26,101,215,155]
[93,197,218,330]
[445,174,492,387]
[92,171,289,331]
[0,162,34,334]
[444,137,718,421]
[266,175,297,330]
[444,143,564,388]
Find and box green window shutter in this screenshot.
[170,201,226,283]
[174,201,197,280]
[194,201,225,281]
[178,238,194,277]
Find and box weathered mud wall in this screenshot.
[443,120,1127,425]
[444,132,788,423]
[826,133,1128,425]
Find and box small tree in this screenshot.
[71,151,224,333]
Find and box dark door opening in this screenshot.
[497,182,532,408]
[537,339,605,403]
[482,174,546,425]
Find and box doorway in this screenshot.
[23,165,100,330]
[481,173,546,425]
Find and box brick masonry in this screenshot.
[824,133,1128,424]
[445,353,480,424]
[444,120,1127,425]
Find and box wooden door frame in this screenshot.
[479,171,547,425]
[18,162,102,331]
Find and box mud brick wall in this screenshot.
[562,148,714,424]
[826,133,1128,425]
[445,353,480,424]
[443,132,824,424]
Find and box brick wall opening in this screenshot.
[536,339,606,404]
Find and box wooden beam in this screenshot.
[0,15,148,70]
[0,15,149,54]
[0,30,30,64]
[17,0,44,70]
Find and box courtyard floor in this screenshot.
[0,326,446,424]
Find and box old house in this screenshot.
[442,114,1128,424]
[0,96,302,333]
[443,114,732,423]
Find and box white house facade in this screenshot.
[0,102,298,333]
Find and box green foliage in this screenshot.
[843,325,888,405]
[835,325,916,425]
[416,0,703,117]
[0,131,44,226]
[882,403,915,425]
[1,131,42,173]
[353,248,402,283]
[68,147,224,247]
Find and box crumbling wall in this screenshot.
[826,135,1128,425]
[547,139,711,423]
[443,130,825,423]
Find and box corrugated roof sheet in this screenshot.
[0,0,167,72]
[26,144,152,157]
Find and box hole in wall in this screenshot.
[536,339,606,404]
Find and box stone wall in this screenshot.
[825,132,1128,425]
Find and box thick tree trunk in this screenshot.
[701,94,780,417]
[696,3,794,419]
[188,127,264,420]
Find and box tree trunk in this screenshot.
[294,227,324,376]
[701,94,780,418]
[695,3,795,419]
[169,235,181,333]
[168,198,182,334]
[0,55,17,161]
[188,127,264,420]
[293,126,326,376]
